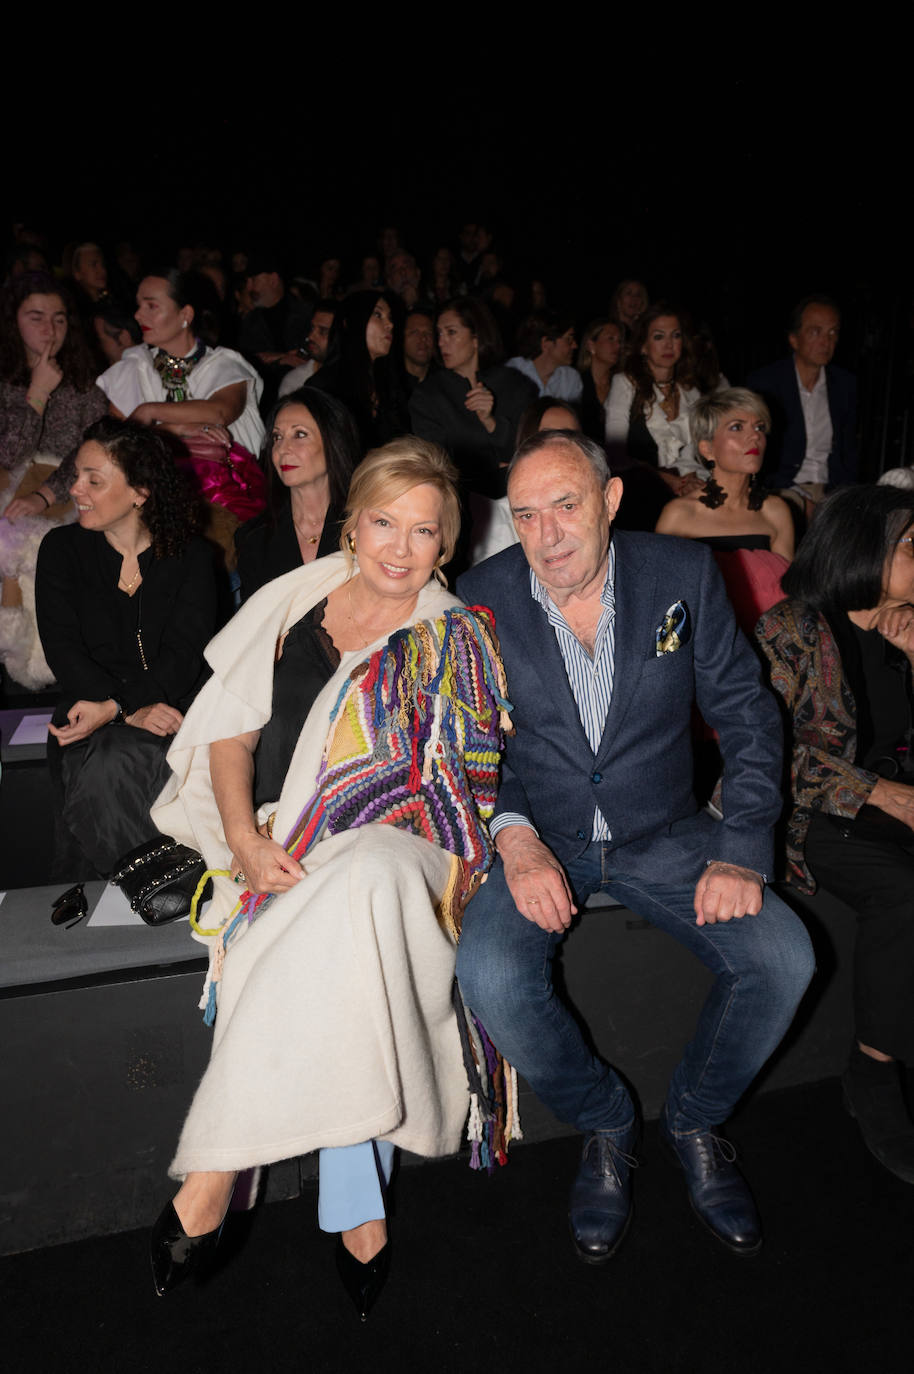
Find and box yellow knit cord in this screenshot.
[189,868,234,936]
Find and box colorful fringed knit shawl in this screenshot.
[196,604,511,1009]
[192,603,519,1172]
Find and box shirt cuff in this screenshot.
[489,813,539,839]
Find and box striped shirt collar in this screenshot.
[529,538,616,628]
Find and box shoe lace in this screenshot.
[585,1132,640,1183]
[695,1132,738,1172]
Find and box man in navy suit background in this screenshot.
[457,431,814,1263]
[748,295,857,504]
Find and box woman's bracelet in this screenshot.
[26,391,48,412]
[35,490,51,509]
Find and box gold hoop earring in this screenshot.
[347,533,356,554]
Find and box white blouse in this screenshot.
[98,344,264,455]
[604,373,704,479]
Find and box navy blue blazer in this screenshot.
[458,532,782,884]
[746,356,857,490]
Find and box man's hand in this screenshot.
[496,826,578,932]
[48,699,118,746]
[693,861,764,926]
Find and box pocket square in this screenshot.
[655,600,690,655]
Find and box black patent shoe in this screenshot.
[149,1200,225,1297]
[335,1236,390,1321]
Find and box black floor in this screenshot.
[2,1079,912,1374]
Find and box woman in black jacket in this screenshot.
[36,417,217,877]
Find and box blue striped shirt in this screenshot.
[491,545,616,842]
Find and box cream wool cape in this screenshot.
[152,553,472,1177]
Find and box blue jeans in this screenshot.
[457,843,815,1135]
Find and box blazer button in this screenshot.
[576,830,586,840]
[592,772,602,783]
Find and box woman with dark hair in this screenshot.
[576,317,622,441]
[35,417,217,877]
[409,297,536,501]
[97,271,266,567]
[234,387,360,600]
[757,486,914,1183]
[515,396,582,449]
[0,272,108,688]
[308,291,409,453]
[1,272,106,518]
[605,303,704,489]
[98,271,264,455]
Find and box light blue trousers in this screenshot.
[317,1141,395,1233]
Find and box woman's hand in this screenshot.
[48,699,118,746]
[229,831,304,895]
[872,602,914,659]
[3,490,52,522]
[869,778,914,832]
[29,344,63,402]
[125,703,184,735]
[163,420,233,446]
[464,382,496,432]
[129,402,167,425]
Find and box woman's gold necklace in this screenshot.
[118,564,142,594]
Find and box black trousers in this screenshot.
[805,809,914,1063]
[49,725,173,877]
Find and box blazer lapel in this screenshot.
[595,531,657,764]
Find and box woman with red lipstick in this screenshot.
[234,387,360,600]
[656,388,794,631]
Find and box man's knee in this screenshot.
[458,866,552,1018]
[751,890,816,1003]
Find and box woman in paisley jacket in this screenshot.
[757,485,914,1185]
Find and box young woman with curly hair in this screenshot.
[35,417,217,877]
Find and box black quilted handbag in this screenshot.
[110,836,211,926]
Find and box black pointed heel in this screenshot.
[149,1199,226,1297]
[335,1236,390,1321]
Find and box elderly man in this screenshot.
[457,431,814,1263]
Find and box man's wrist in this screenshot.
[705,859,767,885]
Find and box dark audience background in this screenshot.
[7,79,910,475]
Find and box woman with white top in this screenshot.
[604,303,704,500]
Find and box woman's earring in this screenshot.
[348,533,356,555]
[747,470,764,512]
[700,458,726,510]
